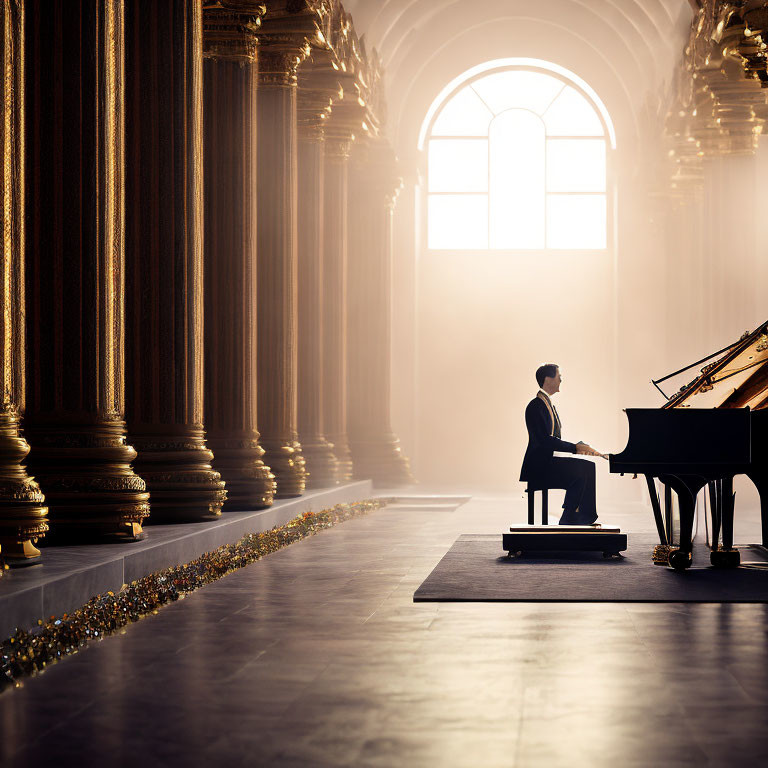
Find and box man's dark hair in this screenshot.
[535,364,559,388]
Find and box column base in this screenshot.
[299,436,340,489]
[130,432,228,522]
[207,437,276,510]
[350,436,414,488]
[24,421,150,539]
[262,439,307,498]
[1,535,45,565]
[0,489,49,564]
[0,424,50,562]
[325,433,353,482]
[0,493,49,565]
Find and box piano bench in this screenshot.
[503,529,627,559]
[526,485,549,525]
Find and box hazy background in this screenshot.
[342,0,765,519]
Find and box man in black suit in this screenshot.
[520,363,604,525]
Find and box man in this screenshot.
[519,363,605,525]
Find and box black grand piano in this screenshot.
[610,321,768,571]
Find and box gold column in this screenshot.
[0,0,48,563]
[296,68,340,487]
[348,140,413,486]
[123,1,226,521]
[202,2,275,510]
[321,121,355,482]
[255,26,310,497]
[24,0,149,539]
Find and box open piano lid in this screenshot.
[663,321,768,410]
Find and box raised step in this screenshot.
[0,481,373,638]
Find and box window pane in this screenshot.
[547,195,606,249]
[546,139,605,192]
[431,86,494,136]
[489,110,545,249]
[428,195,488,249]
[542,86,604,136]
[428,139,488,193]
[471,70,563,116]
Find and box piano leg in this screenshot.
[710,476,740,568]
[746,471,768,548]
[664,484,673,543]
[645,475,668,545]
[708,480,721,551]
[721,477,734,550]
[660,474,703,570]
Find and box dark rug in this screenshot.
[413,534,768,602]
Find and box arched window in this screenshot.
[420,60,614,251]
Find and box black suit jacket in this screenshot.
[519,394,577,483]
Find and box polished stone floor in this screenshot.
[2,493,768,767]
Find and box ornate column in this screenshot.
[0,0,48,563]
[201,2,275,510]
[123,1,226,521]
[255,19,311,497]
[348,140,413,486]
[295,66,340,487]
[321,118,355,481]
[24,1,150,539]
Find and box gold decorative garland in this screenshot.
[0,499,385,692]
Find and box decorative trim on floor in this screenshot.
[0,499,385,693]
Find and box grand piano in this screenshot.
[610,321,768,570]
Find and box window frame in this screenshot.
[420,62,615,255]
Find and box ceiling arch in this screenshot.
[343,0,692,161]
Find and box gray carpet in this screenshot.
[413,533,768,602]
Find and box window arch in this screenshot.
[420,59,614,251]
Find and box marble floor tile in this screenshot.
[2,495,768,767]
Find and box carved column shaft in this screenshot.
[0,0,48,562]
[124,0,226,521]
[296,79,340,488]
[24,0,149,539]
[202,4,275,510]
[256,45,307,497]
[347,141,413,486]
[322,128,354,481]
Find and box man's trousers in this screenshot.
[544,456,597,525]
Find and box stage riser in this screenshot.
[0,482,372,639]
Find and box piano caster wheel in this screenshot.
[710,549,740,569]
[668,549,692,571]
[602,552,620,559]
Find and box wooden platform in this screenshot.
[509,524,621,532]
[503,525,627,558]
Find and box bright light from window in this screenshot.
[489,110,545,249]
[424,63,611,251]
[431,87,493,137]
[428,195,488,250]
[546,139,605,193]
[471,70,564,116]
[543,86,605,136]
[546,195,606,249]
[428,139,488,193]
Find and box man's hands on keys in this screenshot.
[576,441,608,459]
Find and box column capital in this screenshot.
[352,138,403,205]
[257,1,328,86]
[202,1,266,63]
[297,59,341,140]
[323,93,367,158]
